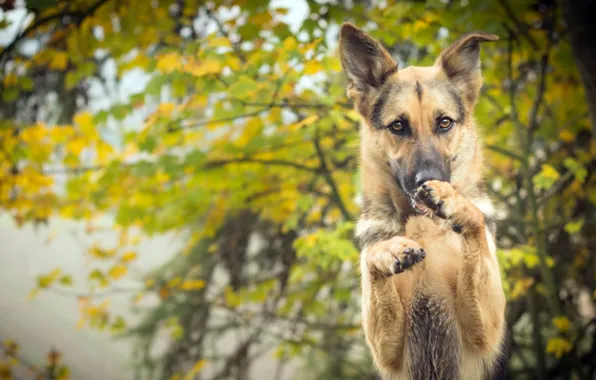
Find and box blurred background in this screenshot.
[0,0,595,379]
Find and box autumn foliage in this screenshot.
[1,0,595,379]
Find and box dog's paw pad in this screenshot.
[393,247,426,274]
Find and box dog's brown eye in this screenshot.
[438,117,454,131]
[388,121,407,135]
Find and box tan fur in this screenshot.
[340,23,506,379]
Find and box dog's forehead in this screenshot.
[380,66,452,108]
[372,65,465,127]
[384,66,447,96]
[394,66,440,82]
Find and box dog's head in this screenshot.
[339,23,497,211]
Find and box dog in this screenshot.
[339,23,507,380]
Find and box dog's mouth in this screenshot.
[409,193,428,215]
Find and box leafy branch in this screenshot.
[0,0,112,65]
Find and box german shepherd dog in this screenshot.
[339,24,507,380]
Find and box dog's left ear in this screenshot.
[436,32,499,106]
[339,23,397,101]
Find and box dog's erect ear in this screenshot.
[339,23,397,100]
[435,32,499,105]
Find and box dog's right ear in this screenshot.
[339,23,397,101]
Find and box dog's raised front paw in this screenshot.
[365,236,426,277]
[415,180,456,220]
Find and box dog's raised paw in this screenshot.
[393,247,426,274]
[415,180,456,220]
[365,236,425,277]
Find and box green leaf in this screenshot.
[563,157,588,182]
[229,76,258,97]
[59,275,73,286]
[65,71,79,90]
[533,164,560,190]
[139,135,157,153]
[2,88,18,102]
[19,76,34,91]
[564,219,584,235]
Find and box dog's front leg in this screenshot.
[416,181,506,353]
[359,235,426,373]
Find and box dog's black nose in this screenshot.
[415,168,447,187]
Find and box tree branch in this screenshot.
[312,134,352,221]
[497,0,539,49]
[205,157,318,173]
[486,144,524,161]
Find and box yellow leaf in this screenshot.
[156,102,176,116]
[559,130,574,143]
[224,286,242,308]
[208,36,231,48]
[67,137,87,156]
[540,164,560,180]
[288,115,319,131]
[185,58,221,77]
[510,277,534,299]
[156,52,182,73]
[50,51,68,70]
[74,111,95,136]
[168,276,182,288]
[546,337,571,358]
[180,280,206,290]
[304,60,323,75]
[108,264,127,280]
[184,359,207,379]
[552,316,571,333]
[283,36,298,51]
[120,251,137,263]
[325,56,342,72]
[28,288,40,300]
[207,243,218,253]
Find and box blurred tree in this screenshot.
[0,0,594,379]
[561,0,596,135]
[0,340,69,379]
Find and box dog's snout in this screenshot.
[415,168,448,187]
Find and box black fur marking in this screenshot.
[371,86,390,129]
[357,228,395,249]
[357,195,402,248]
[408,296,460,380]
[415,80,423,101]
[448,89,467,123]
[380,65,398,85]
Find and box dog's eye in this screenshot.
[438,117,454,131]
[388,120,407,135]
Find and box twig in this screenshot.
[486,144,524,161]
[170,108,266,132]
[497,0,539,49]
[312,134,352,221]
[204,8,246,63]
[205,157,318,173]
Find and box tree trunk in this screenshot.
[562,0,596,136]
